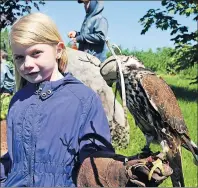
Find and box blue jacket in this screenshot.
[76,0,108,62]
[0,73,112,187]
[0,61,15,93]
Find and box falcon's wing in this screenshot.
[139,74,189,135]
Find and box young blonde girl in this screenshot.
[0,13,171,187]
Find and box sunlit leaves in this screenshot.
[139,0,197,82]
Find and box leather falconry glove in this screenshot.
[77,152,173,187]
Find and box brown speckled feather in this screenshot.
[140,74,189,136]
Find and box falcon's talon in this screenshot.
[133,161,147,170]
[148,158,164,181]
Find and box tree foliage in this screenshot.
[139,0,198,82]
[0,95,13,120]
[107,45,197,79]
[0,0,45,29]
[1,29,13,61]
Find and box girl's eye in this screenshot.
[32,51,42,56]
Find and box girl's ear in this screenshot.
[56,42,65,59]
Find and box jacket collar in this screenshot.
[31,72,77,100]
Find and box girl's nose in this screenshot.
[24,56,34,69]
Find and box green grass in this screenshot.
[114,74,198,187]
[0,94,12,120]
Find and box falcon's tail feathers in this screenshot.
[189,140,198,155]
[181,135,198,165]
[167,149,185,187]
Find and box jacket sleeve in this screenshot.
[6,63,15,81]
[76,17,108,44]
[78,93,113,163]
[75,31,81,37]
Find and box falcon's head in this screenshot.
[100,55,145,86]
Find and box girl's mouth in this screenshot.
[26,72,39,76]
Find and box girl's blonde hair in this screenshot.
[9,12,68,91]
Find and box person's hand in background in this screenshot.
[71,38,77,43]
[68,31,77,38]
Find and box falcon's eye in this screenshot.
[126,65,133,70]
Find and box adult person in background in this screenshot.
[68,0,108,62]
[0,50,15,96]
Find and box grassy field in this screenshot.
[115,74,198,187]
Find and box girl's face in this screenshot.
[12,43,63,83]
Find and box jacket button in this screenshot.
[47,90,52,95]
[41,93,47,97]
[38,88,42,94]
